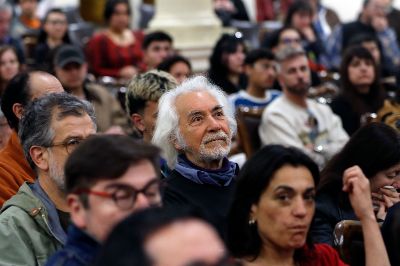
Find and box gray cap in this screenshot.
[54,44,85,68]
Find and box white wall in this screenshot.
[324,0,400,22]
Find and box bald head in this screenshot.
[1,71,64,131]
[29,71,64,100]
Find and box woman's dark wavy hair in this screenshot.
[37,8,71,44]
[284,0,314,27]
[208,34,245,82]
[103,0,131,22]
[227,145,319,262]
[339,45,385,115]
[318,123,400,209]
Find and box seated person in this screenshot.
[33,8,71,72]
[259,46,348,168]
[125,70,177,143]
[228,144,390,266]
[86,0,144,79]
[208,34,246,94]
[46,135,161,266]
[229,48,280,110]
[54,44,130,134]
[311,123,400,245]
[143,31,173,70]
[95,207,233,266]
[11,0,41,39]
[0,3,25,64]
[263,26,323,88]
[330,46,386,135]
[158,54,192,84]
[152,76,238,238]
[0,93,96,265]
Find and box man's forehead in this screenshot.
[282,55,308,67]
[51,113,94,140]
[175,91,220,112]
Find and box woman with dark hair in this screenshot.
[228,144,390,266]
[283,0,326,70]
[33,8,71,72]
[0,46,21,97]
[157,55,192,84]
[330,46,386,135]
[86,0,144,79]
[311,123,400,246]
[208,34,246,94]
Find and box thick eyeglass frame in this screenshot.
[43,137,84,154]
[73,179,163,210]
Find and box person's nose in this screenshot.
[292,198,308,218]
[206,115,222,132]
[134,192,151,210]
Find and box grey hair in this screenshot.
[152,75,237,169]
[19,92,96,170]
[275,46,306,73]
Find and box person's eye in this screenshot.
[276,194,291,202]
[386,171,400,178]
[304,193,315,202]
[214,111,225,118]
[113,188,132,200]
[67,139,81,147]
[190,116,203,124]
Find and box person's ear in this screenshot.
[29,146,49,171]
[68,194,87,230]
[12,103,24,120]
[131,113,145,132]
[249,204,258,223]
[172,134,183,151]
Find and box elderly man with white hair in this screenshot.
[152,76,238,238]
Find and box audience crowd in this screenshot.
[0,0,399,265]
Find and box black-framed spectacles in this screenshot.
[73,179,163,210]
[44,137,85,154]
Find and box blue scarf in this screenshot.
[174,155,238,187]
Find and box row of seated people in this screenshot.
[4,0,400,92]
[0,72,398,265]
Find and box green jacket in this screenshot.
[0,182,66,265]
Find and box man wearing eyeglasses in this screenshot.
[0,93,96,266]
[46,134,161,266]
[0,71,64,206]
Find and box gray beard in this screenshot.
[48,159,66,193]
[176,130,232,163]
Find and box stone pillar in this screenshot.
[148,0,223,72]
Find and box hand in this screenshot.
[371,16,388,32]
[300,27,316,42]
[342,166,375,220]
[119,66,138,79]
[371,187,400,210]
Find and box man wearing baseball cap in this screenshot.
[54,44,130,134]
